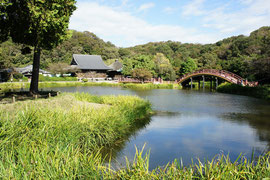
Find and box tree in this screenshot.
[180,57,198,75]
[0,0,76,93]
[153,53,175,80]
[131,68,152,82]
[0,0,11,42]
[122,55,155,76]
[48,62,72,76]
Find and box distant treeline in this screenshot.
[1,27,270,83]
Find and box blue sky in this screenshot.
[69,0,270,47]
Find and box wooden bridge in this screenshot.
[177,69,258,87]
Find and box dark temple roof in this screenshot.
[72,54,112,70]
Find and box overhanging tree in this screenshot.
[0,0,76,93]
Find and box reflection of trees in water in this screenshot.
[221,112,270,152]
[133,89,153,97]
[101,116,152,161]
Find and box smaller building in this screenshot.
[108,60,123,79]
[15,65,52,77]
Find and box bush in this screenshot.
[82,78,88,82]
[12,72,24,79]
[217,83,270,99]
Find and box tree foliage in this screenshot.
[131,68,152,82]
[0,0,76,92]
[122,55,154,76]
[180,57,198,75]
[153,53,175,80]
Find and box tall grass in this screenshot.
[0,93,151,178]
[113,149,270,179]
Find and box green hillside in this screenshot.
[1,27,270,83]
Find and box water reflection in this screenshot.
[101,116,151,161]
[221,112,270,152]
[44,86,270,169]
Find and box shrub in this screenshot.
[82,78,88,82]
[217,83,270,99]
[12,72,24,79]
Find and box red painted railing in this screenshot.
[119,77,163,84]
[177,69,258,87]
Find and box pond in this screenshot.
[44,86,270,170]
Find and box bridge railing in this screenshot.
[177,69,259,86]
[177,69,245,85]
[119,77,163,83]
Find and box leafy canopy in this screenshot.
[1,0,76,49]
[131,68,152,82]
[180,57,198,75]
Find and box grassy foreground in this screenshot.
[0,93,152,178]
[217,83,270,100]
[0,93,270,178]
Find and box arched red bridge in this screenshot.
[177,69,258,87]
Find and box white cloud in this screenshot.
[121,0,129,6]
[138,2,155,12]
[163,7,176,14]
[69,2,219,47]
[182,0,205,16]
[238,0,254,5]
[202,0,270,35]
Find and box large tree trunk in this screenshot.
[30,46,41,94]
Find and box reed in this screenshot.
[0,93,151,178]
[114,149,270,179]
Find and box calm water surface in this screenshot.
[45,86,270,169]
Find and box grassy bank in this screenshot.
[0,93,152,178]
[0,81,181,93]
[0,82,30,93]
[217,83,270,99]
[0,93,269,178]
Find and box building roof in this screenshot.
[109,60,123,72]
[15,65,51,74]
[72,54,112,70]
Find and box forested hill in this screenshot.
[1,26,270,83]
[0,30,119,69]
